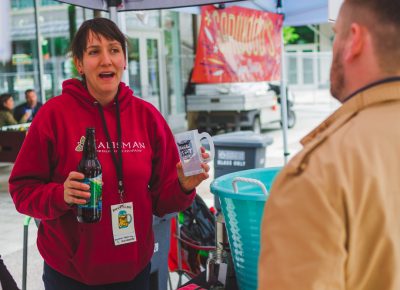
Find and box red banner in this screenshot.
[192,6,283,83]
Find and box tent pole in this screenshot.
[107,0,129,85]
[107,0,121,23]
[277,0,289,165]
[34,0,46,104]
[118,12,130,85]
[109,6,118,23]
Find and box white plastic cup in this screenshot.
[174,129,215,176]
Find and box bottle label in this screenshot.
[78,174,102,210]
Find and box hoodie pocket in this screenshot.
[69,220,141,284]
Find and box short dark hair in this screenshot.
[345,0,400,73]
[0,93,13,110]
[70,17,127,62]
[25,89,35,97]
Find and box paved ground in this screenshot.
[0,90,339,290]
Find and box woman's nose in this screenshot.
[100,51,112,65]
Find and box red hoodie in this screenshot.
[9,79,195,285]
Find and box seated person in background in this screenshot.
[13,89,42,123]
[0,93,18,127]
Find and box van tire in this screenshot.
[252,116,261,134]
[287,110,296,128]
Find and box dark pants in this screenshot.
[43,262,151,290]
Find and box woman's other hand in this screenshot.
[64,171,90,205]
[176,147,211,193]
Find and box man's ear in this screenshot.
[344,23,365,61]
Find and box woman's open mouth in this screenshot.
[99,72,115,79]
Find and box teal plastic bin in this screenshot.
[210,167,281,290]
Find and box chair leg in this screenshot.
[168,271,173,290]
[176,217,183,288]
[22,217,32,290]
[177,272,182,288]
[176,270,192,288]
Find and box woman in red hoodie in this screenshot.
[9,18,210,290]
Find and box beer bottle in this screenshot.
[77,127,102,223]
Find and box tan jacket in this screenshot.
[0,110,17,128]
[258,80,400,290]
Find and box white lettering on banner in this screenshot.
[210,10,276,57]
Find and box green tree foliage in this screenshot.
[283,26,300,45]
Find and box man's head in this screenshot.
[25,89,38,108]
[330,0,400,102]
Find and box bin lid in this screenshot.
[212,131,273,148]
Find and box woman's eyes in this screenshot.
[87,48,120,55]
[111,48,121,54]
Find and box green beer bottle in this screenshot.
[77,127,102,223]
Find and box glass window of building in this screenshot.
[2,1,197,131]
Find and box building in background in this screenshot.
[0,0,333,131]
[1,0,197,131]
[285,24,334,91]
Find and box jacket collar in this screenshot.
[301,79,400,146]
[62,78,134,111]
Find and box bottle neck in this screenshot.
[83,131,97,159]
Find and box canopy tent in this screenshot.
[176,0,328,26]
[55,0,329,27]
[56,0,242,11]
[52,0,333,163]
[329,0,343,22]
[283,0,328,26]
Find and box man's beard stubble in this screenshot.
[330,49,345,102]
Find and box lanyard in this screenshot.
[97,91,124,202]
[342,76,400,103]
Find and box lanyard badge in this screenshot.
[97,92,125,202]
[97,91,136,246]
[111,202,136,245]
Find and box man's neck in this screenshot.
[342,75,400,103]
